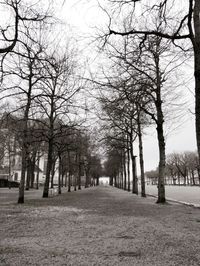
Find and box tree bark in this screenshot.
[123,150,127,190]
[74,153,78,191]
[18,65,33,203]
[30,152,36,189]
[191,170,195,185]
[43,89,55,198]
[193,0,200,168]
[67,150,72,192]
[137,113,146,197]
[61,174,64,187]
[78,153,82,190]
[58,155,62,194]
[85,170,89,188]
[25,158,31,190]
[36,154,40,190]
[130,133,138,194]
[74,175,77,191]
[114,176,116,187]
[154,44,166,203]
[18,147,28,203]
[131,155,138,194]
[43,138,53,198]
[156,117,166,203]
[68,172,71,192]
[127,137,131,192]
[50,159,56,189]
[120,157,124,189]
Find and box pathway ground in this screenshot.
[1,186,200,266]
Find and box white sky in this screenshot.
[0,0,192,172]
[56,0,197,171]
[0,0,195,173]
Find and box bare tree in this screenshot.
[100,96,138,193]
[166,151,199,185]
[34,49,81,198]
[0,0,50,55]
[105,0,200,171]
[0,30,47,203]
[100,28,183,202]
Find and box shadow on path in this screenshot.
[1,186,200,266]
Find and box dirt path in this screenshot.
[1,186,200,266]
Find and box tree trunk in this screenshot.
[193,0,200,169]
[130,134,138,194]
[58,155,62,194]
[178,172,180,185]
[74,153,78,191]
[154,46,166,203]
[18,79,32,202]
[67,150,71,192]
[8,145,11,187]
[78,153,82,190]
[68,172,71,192]
[36,154,40,190]
[43,138,53,198]
[186,171,190,185]
[61,174,64,187]
[25,159,31,190]
[156,120,166,202]
[96,177,99,186]
[85,167,90,188]
[30,152,36,189]
[50,159,56,189]
[192,170,195,185]
[115,174,118,188]
[114,176,117,187]
[74,175,77,191]
[183,173,186,185]
[156,107,166,203]
[127,137,131,192]
[120,158,124,189]
[18,148,28,203]
[131,154,138,195]
[78,167,81,189]
[137,112,146,197]
[123,150,127,190]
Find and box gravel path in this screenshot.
[1,186,200,266]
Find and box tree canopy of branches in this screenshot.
[95,0,191,202]
[0,0,50,54]
[104,0,200,184]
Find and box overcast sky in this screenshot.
[57,0,196,171]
